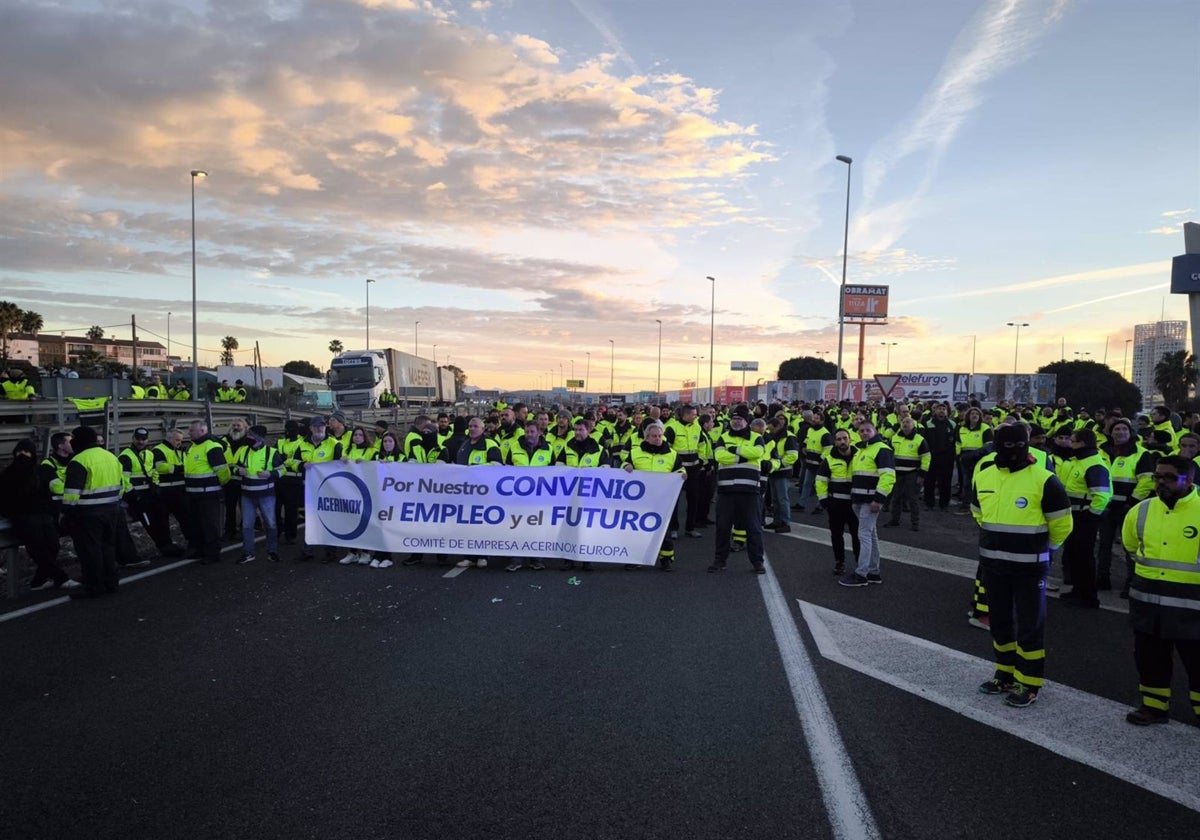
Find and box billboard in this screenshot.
[730,361,759,371]
[842,285,889,320]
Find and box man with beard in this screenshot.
[797,409,831,516]
[923,402,957,512]
[708,406,766,574]
[1120,455,1200,726]
[665,404,708,538]
[1099,418,1156,597]
[972,423,1073,708]
[1060,428,1112,609]
[838,422,895,587]
[274,420,311,547]
[885,416,930,532]
[186,420,232,565]
[495,406,523,462]
[624,421,685,570]
[816,429,860,577]
[220,418,250,542]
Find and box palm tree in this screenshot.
[1153,349,1197,408]
[19,310,43,335]
[0,300,22,360]
[329,339,344,355]
[220,335,239,366]
[86,325,105,341]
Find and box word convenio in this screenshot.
[380,474,648,501]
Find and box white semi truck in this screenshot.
[328,348,455,409]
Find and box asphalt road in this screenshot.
[3,504,1198,839]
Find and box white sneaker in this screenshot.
[475,558,488,568]
[339,554,357,565]
[455,559,472,568]
[369,559,382,568]
[29,580,56,591]
[377,559,393,569]
[61,579,82,589]
[356,553,372,565]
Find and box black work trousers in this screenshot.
[982,564,1047,688]
[69,510,119,594]
[126,490,173,550]
[276,476,304,542]
[13,513,68,587]
[683,467,708,531]
[222,481,241,538]
[1133,631,1200,716]
[1096,502,1131,585]
[189,492,224,563]
[924,455,953,509]
[826,501,860,570]
[158,487,191,547]
[714,493,764,567]
[1065,511,1101,605]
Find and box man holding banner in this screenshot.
[624,421,686,570]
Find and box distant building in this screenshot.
[38,335,167,370]
[1131,320,1187,407]
[4,333,41,366]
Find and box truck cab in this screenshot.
[328,350,386,409]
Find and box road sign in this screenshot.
[566,379,584,388]
[730,361,759,371]
[843,285,889,320]
[874,374,901,397]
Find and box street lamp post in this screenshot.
[655,318,662,394]
[1006,322,1030,374]
[609,339,615,396]
[835,155,853,400]
[365,278,375,349]
[692,355,704,384]
[167,311,171,361]
[189,169,207,399]
[585,352,591,392]
[969,335,977,375]
[706,276,715,398]
[880,341,898,374]
[414,321,420,357]
[433,344,437,366]
[1074,351,1092,362]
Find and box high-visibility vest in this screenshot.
[184,438,229,494]
[152,442,186,488]
[890,432,930,474]
[816,450,854,502]
[508,439,555,467]
[972,462,1073,566]
[119,446,157,492]
[629,442,684,474]
[62,448,123,511]
[1063,451,1112,515]
[235,445,283,494]
[1123,492,1200,633]
[850,438,896,504]
[712,429,764,494]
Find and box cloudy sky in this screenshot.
[1,0,1196,393]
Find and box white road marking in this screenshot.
[799,600,1200,813]
[759,556,881,840]
[781,523,1129,614]
[442,565,468,578]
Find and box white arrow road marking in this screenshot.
[759,558,881,840]
[782,523,1129,614]
[798,600,1200,812]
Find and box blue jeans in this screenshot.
[769,475,791,525]
[853,503,881,577]
[797,465,818,511]
[241,492,278,555]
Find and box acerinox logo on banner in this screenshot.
[315,471,373,540]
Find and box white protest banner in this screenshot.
[304,462,684,566]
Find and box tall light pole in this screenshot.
[835,155,853,400]
[1124,339,1132,379]
[189,169,207,399]
[968,335,977,375]
[585,352,591,391]
[880,341,898,374]
[706,276,715,397]
[1074,351,1091,361]
[433,344,437,366]
[1006,322,1029,374]
[414,320,420,356]
[167,311,171,361]
[655,318,662,394]
[608,339,615,396]
[559,362,563,389]
[365,278,375,349]
[692,355,704,384]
